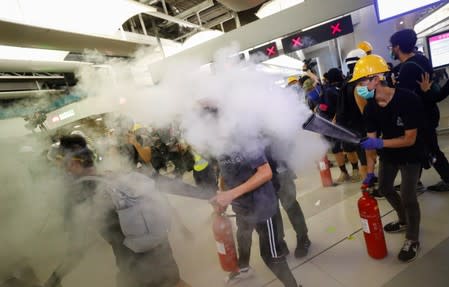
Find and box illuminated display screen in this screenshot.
[282,15,353,54]
[249,42,279,61]
[427,29,449,69]
[375,0,442,23]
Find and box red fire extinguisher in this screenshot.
[358,186,388,259]
[318,155,333,187]
[211,206,239,272]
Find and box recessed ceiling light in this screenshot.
[400,21,404,25]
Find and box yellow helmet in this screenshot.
[357,41,373,54]
[286,76,298,85]
[349,54,390,83]
[132,123,143,131]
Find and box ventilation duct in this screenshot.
[217,0,267,12]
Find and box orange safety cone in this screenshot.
[318,155,334,187]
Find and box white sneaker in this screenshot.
[225,267,254,285]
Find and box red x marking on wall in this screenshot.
[292,36,302,47]
[331,22,342,35]
[266,45,277,56]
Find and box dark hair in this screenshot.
[60,135,87,151]
[326,68,344,84]
[390,29,417,54]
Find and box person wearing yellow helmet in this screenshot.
[351,54,425,263]
[286,75,298,86]
[357,41,373,55]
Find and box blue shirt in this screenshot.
[218,150,277,223]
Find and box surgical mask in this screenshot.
[356,86,375,99]
[389,48,398,61]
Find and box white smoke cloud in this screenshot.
[0,43,330,286]
[74,44,328,173]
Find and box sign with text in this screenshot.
[282,15,353,54]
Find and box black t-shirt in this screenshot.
[396,54,433,95]
[319,84,339,120]
[336,80,365,135]
[395,54,439,128]
[218,150,277,223]
[364,88,425,164]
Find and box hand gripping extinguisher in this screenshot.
[211,204,239,272]
[358,185,388,259]
[318,155,333,187]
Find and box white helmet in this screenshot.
[345,48,367,66]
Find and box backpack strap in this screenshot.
[400,60,426,73]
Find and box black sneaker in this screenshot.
[384,221,407,233]
[279,240,290,257]
[416,182,426,194]
[225,267,254,285]
[371,188,385,199]
[295,235,311,258]
[427,181,449,192]
[398,239,420,262]
[394,181,425,193]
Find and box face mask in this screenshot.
[389,48,398,60]
[356,86,375,99]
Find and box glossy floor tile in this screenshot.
[18,134,449,287]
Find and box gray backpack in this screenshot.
[79,172,172,253]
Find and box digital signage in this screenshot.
[282,15,353,54]
[374,0,442,23]
[427,29,449,69]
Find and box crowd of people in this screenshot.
[30,28,449,287]
[297,29,449,263]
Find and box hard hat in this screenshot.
[357,41,373,54]
[132,123,143,132]
[345,48,367,66]
[286,76,298,85]
[349,54,389,83]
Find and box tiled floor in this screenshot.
[3,135,449,287]
[48,136,448,287]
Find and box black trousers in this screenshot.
[275,171,308,240]
[101,221,180,287]
[379,160,421,241]
[236,214,298,287]
[423,128,449,183]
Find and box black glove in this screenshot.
[43,272,62,287]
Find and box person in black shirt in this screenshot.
[350,54,425,263]
[320,68,361,182]
[390,29,449,192]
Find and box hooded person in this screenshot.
[43,134,190,287]
[351,54,426,263]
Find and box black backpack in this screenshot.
[335,80,354,124]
